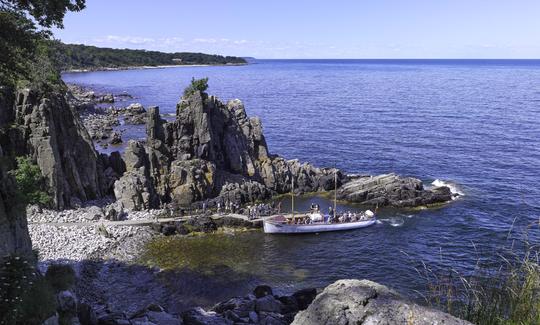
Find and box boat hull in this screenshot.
[263,219,376,234]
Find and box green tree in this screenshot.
[0,0,86,85]
[183,77,209,98]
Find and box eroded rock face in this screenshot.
[114,92,342,210]
[338,173,454,207]
[114,141,159,210]
[292,279,471,325]
[0,88,110,209]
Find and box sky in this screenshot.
[53,0,540,59]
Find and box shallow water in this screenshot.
[63,59,540,300]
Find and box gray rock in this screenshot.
[82,206,104,221]
[99,94,115,103]
[338,173,454,207]
[255,295,284,313]
[2,87,109,209]
[110,132,123,145]
[292,279,471,325]
[146,311,182,325]
[212,296,255,318]
[258,312,287,325]
[182,307,232,325]
[42,312,60,325]
[56,290,78,313]
[113,141,159,211]
[78,303,98,325]
[184,216,217,233]
[248,311,258,323]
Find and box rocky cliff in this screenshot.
[0,145,32,258]
[115,91,341,209]
[0,86,114,209]
[114,90,454,210]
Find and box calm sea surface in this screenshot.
[63,60,540,304]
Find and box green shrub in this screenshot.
[10,156,52,207]
[183,77,209,98]
[45,264,75,292]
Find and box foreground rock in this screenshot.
[338,173,455,208]
[78,280,469,325]
[293,279,471,325]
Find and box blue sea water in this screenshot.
[63,60,540,301]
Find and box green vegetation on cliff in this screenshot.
[49,42,247,71]
[10,156,52,207]
[183,77,209,98]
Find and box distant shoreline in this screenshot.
[63,62,248,73]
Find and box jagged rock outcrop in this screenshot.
[293,279,471,325]
[338,173,454,207]
[0,147,32,257]
[114,140,159,210]
[0,85,120,209]
[113,89,454,210]
[114,92,342,210]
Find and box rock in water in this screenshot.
[114,91,343,209]
[292,279,472,325]
[337,173,454,207]
[182,307,232,325]
[112,89,454,209]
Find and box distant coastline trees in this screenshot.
[50,42,248,71]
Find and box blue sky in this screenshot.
[53,0,540,59]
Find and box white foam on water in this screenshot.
[431,179,464,199]
[388,217,405,227]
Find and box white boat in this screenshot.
[263,212,377,234]
[263,171,377,234]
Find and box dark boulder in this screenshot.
[185,216,217,233]
[253,285,273,298]
[292,288,317,310]
[161,224,177,236]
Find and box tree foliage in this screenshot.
[10,156,52,207]
[183,77,209,98]
[48,42,247,71]
[0,0,85,86]
[0,0,85,28]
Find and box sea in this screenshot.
[63,59,540,305]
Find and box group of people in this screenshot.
[246,201,281,220]
[286,203,374,225]
[199,199,283,220]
